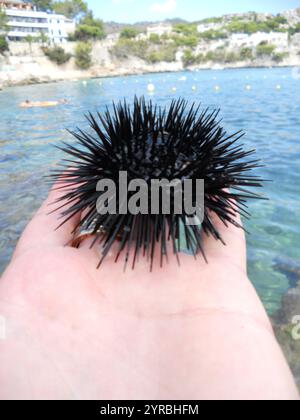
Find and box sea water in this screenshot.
[0,67,299,316]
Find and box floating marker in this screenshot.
[147,83,155,92]
[192,85,197,91]
[245,84,252,91]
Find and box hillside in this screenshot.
[0,8,300,87]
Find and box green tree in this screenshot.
[53,0,88,19]
[75,41,92,69]
[74,12,105,40]
[38,31,49,45]
[29,0,54,11]
[120,27,140,39]
[0,35,9,54]
[25,35,35,52]
[0,7,8,32]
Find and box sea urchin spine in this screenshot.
[49,97,264,270]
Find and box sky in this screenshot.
[86,0,300,24]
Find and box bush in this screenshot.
[224,51,238,63]
[147,45,176,63]
[111,36,177,63]
[182,50,210,67]
[198,30,227,40]
[274,15,288,25]
[120,27,140,39]
[289,23,300,36]
[205,50,225,62]
[149,33,161,44]
[75,42,92,69]
[171,34,199,48]
[227,19,287,34]
[256,42,276,57]
[43,46,72,65]
[0,35,8,54]
[240,47,254,60]
[111,39,149,60]
[173,23,198,36]
[272,52,288,62]
[182,49,196,67]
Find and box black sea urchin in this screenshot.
[50,97,264,270]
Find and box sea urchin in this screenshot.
[50,97,264,270]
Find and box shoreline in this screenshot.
[1,38,300,90]
[1,61,299,90]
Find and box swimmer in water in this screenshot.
[20,99,68,108]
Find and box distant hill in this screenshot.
[104,8,300,33]
[104,18,188,34]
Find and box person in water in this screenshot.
[20,99,68,108]
[0,183,298,400]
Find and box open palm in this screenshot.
[0,187,298,400]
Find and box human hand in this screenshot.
[0,186,298,400]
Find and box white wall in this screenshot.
[4,8,71,43]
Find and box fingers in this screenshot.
[13,183,81,257]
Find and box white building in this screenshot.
[146,24,173,37]
[47,14,75,43]
[1,0,74,43]
[229,32,289,49]
[197,22,222,33]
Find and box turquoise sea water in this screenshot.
[0,67,299,315]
